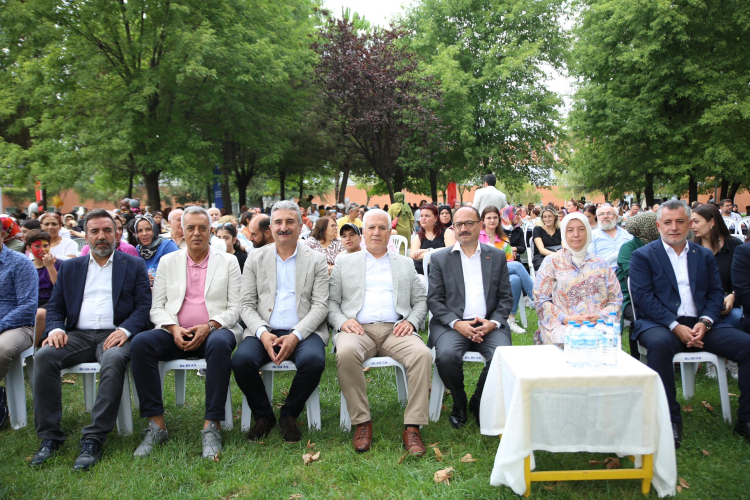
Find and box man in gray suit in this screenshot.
[472,173,508,215]
[427,206,513,429]
[329,209,430,456]
[232,201,329,443]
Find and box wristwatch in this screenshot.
[699,319,712,331]
[207,322,217,334]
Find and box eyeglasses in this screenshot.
[453,220,479,230]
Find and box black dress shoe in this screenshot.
[672,422,683,450]
[73,439,103,471]
[279,416,302,443]
[29,439,64,467]
[0,386,8,430]
[469,397,481,427]
[247,414,276,441]
[449,405,468,429]
[733,421,750,444]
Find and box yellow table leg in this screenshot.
[641,454,653,495]
[523,455,531,497]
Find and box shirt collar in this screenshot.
[365,249,390,261]
[88,250,116,268]
[451,241,481,258]
[188,252,210,268]
[274,244,298,262]
[662,239,688,257]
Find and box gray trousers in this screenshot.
[0,326,33,382]
[33,329,130,444]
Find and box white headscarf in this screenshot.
[560,212,592,267]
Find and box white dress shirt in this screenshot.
[447,242,499,330]
[662,240,712,330]
[50,253,131,337]
[255,247,303,341]
[355,251,400,325]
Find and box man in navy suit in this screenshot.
[731,240,750,334]
[30,209,151,470]
[630,199,750,449]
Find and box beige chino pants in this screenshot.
[0,326,33,381]
[335,322,432,426]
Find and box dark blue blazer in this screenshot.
[629,239,729,340]
[731,241,750,333]
[45,252,152,338]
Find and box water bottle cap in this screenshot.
[569,321,577,326]
[597,319,604,323]
[573,324,581,328]
[609,311,616,315]
[606,322,613,326]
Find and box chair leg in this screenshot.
[241,394,252,432]
[680,362,696,399]
[174,369,187,406]
[429,364,445,422]
[714,357,732,423]
[262,371,274,402]
[306,386,321,431]
[116,375,134,436]
[25,356,34,399]
[222,389,233,430]
[130,366,140,411]
[518,299,528,328]
[340,392,351,432]
[6,354,27,430]
[83,373,96,412]
[395,366,409,406]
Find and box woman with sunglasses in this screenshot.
[216,223,248,272]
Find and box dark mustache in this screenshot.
[276,230,294,235]
[460,232,471,237]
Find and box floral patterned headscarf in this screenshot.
[623,212,659,244]
[500,206,517,231]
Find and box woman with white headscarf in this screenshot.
[533,212,622,346]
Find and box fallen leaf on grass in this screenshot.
[363,367,370,372]
[433,467,454,485]
[24,456,32,462]
[434,447,443,462]
[701,401,714,412]
[306,440,315,449]
[682,404,694,413]
[603,457,621,469]
[441,404,448,411]
[281,389,289,397]
[427,442,439,448]
[302,451,321,465]
[701,449,710,456]
[62,377,76,385]
[588,460,601,466]
[398,452,410,464]
[677,485,682,494]
[460,454,477,463]
[543,484,557,491]
[213,452,220,463]
[289,495,303,500]
[274,402,283,408]
[679,477,690,489]
[729,393,739,397]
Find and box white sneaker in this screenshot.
[727,360,739,380]
[507,317,526,335]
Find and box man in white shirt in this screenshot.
[721,198,741,231]
[589,204,633,266]
[328,209,430,456]
[165,209,186,249]
[427,207,513,429]
[30,209,152,470]
[472,174,508,216]
[630,199,750,449]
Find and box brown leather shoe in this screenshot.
[352,421,373,453]
[402,427,426,457]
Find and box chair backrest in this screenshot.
[73,238,87,252]
[627,277,637,322]
[526,236,536,280]
[724,217,741,235]
[390,235,408,256]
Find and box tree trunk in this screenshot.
[428,167,438,203]
[338,163,350,203]
[299,172,304,199]
[728,182,741,201]
[127,168,134,198]
[206,185,212,207]
[392,166,405,193]
[333,168,340,204]
[143,170,161,210]
[279,168,286,200]
[644,173,655,206]
[236,176,249,209]
[719,178,730,201]
[220,163,233,215]
[688,175,698,203]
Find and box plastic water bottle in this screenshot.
[602,322,620,366]
[609,311,621,338]
[564,321,577,365]
[584,323,601,368]
[570,324,584,367]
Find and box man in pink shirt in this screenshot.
[130,206,242,460]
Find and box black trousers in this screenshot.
[638,317,750,423]
[232,330,325,420]
[131,328,236,422]
[623,303,640,359]
[433,326,511,408]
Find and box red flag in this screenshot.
[447,182,457,207]
[35,180,43,202]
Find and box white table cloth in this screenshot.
[479,345,676,497]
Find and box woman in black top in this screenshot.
[216,224,248,272]
[532,206,562,271]
[411,204,456,274]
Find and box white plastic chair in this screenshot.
[526,235,536,281]
[390,235,408,256]
[240,361,321,431]
[423,250,487,422]
[628,278,732,423]
[73,238,87,252]
[158,359,233,430]
[724,217,741,236]
[6,346,35,430]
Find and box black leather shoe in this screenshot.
[672,422,683,450]
[247,414,276,441]
[733,421,750,444]
[73,439,103,471]
[279,416,302,443]
[29,439,64,467]
[0,386,8,430]
[449,405,468,429]
[469,397,481,427]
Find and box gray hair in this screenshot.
[596,203,616,215]
[270,200,302,225]
[181,206,211,228]
[168,209,183,222]
[656,199,691,221]
[362,208,391,228]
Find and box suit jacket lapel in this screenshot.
[112,254,125,307]
[204,248,218,298]
[654,241,679,293]
[177,250,188,304]
[449,249,466,303]
[264,245,277,301]
[480,244,492,303]
[295,243,309,311]
[72,257,89,323]
[687,242,698,297]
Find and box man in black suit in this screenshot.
[731,240,750,334]
[30,209,151,470]
[630,199,750,448]
[427,207,513,428]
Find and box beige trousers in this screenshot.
[0,326,33,381]
[335,322,432,426]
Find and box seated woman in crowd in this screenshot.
[153,211,165,234]
[239,212,253,241]
[479,206,534,334]
[500,206,527,263]
[217,215,251,251]
[691,204,743,378]
[616,211,659,357]
[134,214,178,284]
[80,214,139,257]
[40,213,79,260]
[532,206,562,271]
[215,223,248,272]
[584,204,598,230]
[438,204,453,230]
[305,216,343,274]
[24,229,62,346]
[533,213,622,346]
[63,214,85,239]
[410,204,455,275]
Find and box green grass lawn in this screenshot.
[3,310,750,499]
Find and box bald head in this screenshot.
[248,214,271,248]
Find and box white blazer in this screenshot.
[150,247,243,344]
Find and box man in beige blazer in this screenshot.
[131,206,242,460]
[232,200,329,443]
[328,209,430,456]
